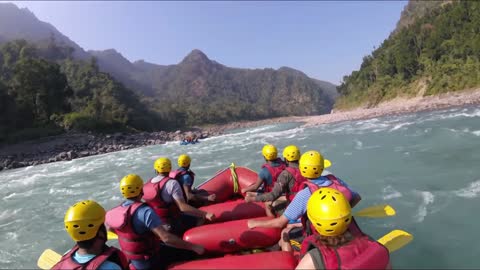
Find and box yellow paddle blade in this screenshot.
[354,204,396,218]
[378,229,413,253]
[37,249,61,270]
[324,159,332,168]
[107,231,118,240]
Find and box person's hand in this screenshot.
[245,195,255,203]
[205,212,216,221]
[191,244,205,255]
[247,219,258,229]
[207,194,216,202]
[281,227,294,241]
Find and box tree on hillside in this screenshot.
[336,0,480,109]
[10,57,72,127]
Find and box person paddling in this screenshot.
[143,157,215,236]
[52,200,129,270]
[247,150,361,252]
[296,187,391,270]
[105,174,205,270]
[245,145,327,217]
[169,154,216,207]
[241,144,286,198]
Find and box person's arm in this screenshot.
[241,177,264,194]
[247,215,289,229]
[183,184,215,203]
[174,197,214,220]
[168,180,215,220]
[151,225,204,254]
[254,171,291,202]
[295,253,316,270]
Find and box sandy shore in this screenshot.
[1,88,479,171]
[300,88,480,127]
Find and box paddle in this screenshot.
[378,229,413,253]
[107,230,118,240]
[37,249,61,270]
[354,204,396,218]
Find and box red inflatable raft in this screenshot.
[199,199,266,224]
[170,164,295,269]
[195,165,259,203]
[183,216,282,254]
[169,251,297,270]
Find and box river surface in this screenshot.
[1,106,480,268]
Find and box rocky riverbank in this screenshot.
[0,129,220,171]
[2,88,480,172]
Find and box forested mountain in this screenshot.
[336,0,480,109]
[0,3,336,142]
[0,40,161,142]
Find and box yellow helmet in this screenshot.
[299,150,331,178]
[154,157,172,173]
[262,144,278,161]
[307,187,352,237]
[283,145,301,162]
[178,154,191,168]
[64,200,106,242]
[120,174,144,199]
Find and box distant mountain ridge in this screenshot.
[0,2,89,59]
[0,2,339,130]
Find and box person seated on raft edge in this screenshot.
[296,187,391,270]
[143,157,215,236]
[169,154,216,207]
[241,144,286,216]
[105,174,205,270]
[52,200,129,270]
[245,145,330,217]
[247,150,362,253]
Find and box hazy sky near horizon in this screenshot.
[9,1,407,84]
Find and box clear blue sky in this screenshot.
[10,1,407,84]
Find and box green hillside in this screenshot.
[336,1,480,109]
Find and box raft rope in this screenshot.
[230,163,239,193]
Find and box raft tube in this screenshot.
[199,199,267,224]
[195,166,259,203]
[168,251,297,270]
[183,217,282,254]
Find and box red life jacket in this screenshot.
[285,166,308,202]
[299,229,390,269]
[105,201,160,261]
[142,176,185,223]
[52,245,129,270]
[261,158,286,192]
[301,175,354,236]
[169,168,196,186]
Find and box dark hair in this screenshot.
[77,224,107,249]
[316,231,353,247]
